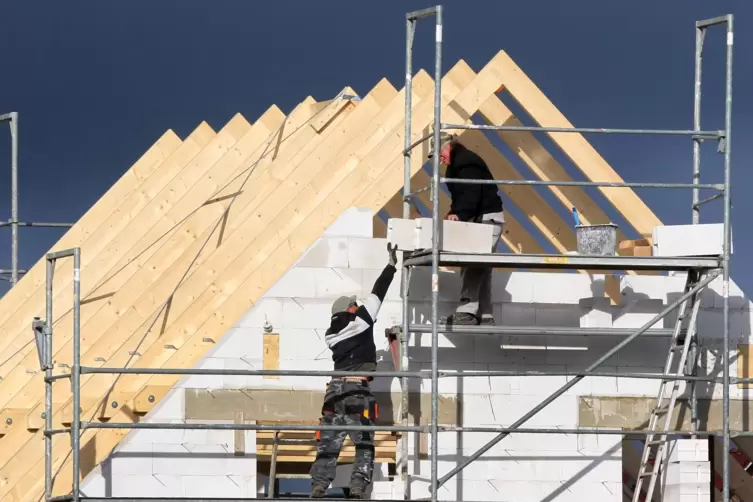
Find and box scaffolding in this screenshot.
[0,111,73,288]
[34,6,738,502]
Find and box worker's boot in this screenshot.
[348,485,367,499]
[441,312,478,326]
[479,315,495,326]
[310,485,327,498]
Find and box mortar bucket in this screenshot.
[575,224,619,256]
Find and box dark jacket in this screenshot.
[324,263,396,376]
[445,144,503,222]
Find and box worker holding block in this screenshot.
[429,131,504,326]
[310,243,398,499]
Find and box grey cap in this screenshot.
[331,295,357,315]
[427,131,456,158]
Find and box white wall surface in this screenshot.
[81,207,752,501]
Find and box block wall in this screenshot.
[81,207,753,501]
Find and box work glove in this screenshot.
[387,242,398,267]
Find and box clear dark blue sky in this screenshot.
[0,1,751,297]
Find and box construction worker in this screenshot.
[429,131,504,326]
[310,243,398,499]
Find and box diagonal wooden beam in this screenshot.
[493,51,663,240]
[475,93,627,238]
[26,55,502,501]
[9,77,407,499]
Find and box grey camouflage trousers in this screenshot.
[310,378,377,491]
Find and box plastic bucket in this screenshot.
[575,224,618,256]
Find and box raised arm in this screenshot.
[361,243,398,322]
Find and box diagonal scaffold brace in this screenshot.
[432,269,720,491]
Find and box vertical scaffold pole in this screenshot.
[10,112,19,286]
[429,6,443,502]
[72,248,82,502]
[401,15,417,501]
[689,20,704,437]
[44,257,54,501]
[721,14,734,502]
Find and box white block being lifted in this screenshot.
[652,223,731,257]
[387,217,496,254]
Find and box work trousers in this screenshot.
[455,216,504,318]
[310,378,377,491]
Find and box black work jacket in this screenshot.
[445,144,503,222]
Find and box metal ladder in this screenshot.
[631,269,704,502]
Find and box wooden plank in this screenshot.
[2,83,390,498]
[132,385,172,414]
[0,123,218,411]
[0,409,29,434]
[234,411,245,456]
[0,129,182,332]
[494,51,662,239]
[738,344,751,389]
[310,95,357,133]
[0,109,293,477]
[263,333,280,379]
[476,95,623,232]
[26,74,428,499]
[0,121,230,444]
[3,116,258,478]
[0,109,283,430]
[460,131,576,252]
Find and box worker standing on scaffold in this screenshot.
[310,243,398,499]
[429,131,504,327]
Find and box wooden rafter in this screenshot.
[0,49,671,501]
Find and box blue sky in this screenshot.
[0,0,751,298]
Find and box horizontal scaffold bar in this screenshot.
[439,177,723,191]
[402,251,721,272]
[440,122,726,137]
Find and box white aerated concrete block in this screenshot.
[107,443,154,476]
[280,298,332,329]
[534,304,581,326]
[105,474,183,498]
[348,237,391,269]
[127,419,186,444]
[579,297,613,327]
[666,438,709,462]
[493,303,536,325]
[611,298,666,329]
[495,271,536,303]
[295,237,350,268]
[313,267,363,298]
[208,326,263,360]
[323,207,374,238]
[176,357,224,389]
[653,223,728,257]
[532,273,600,304]
[221,357,264,389]
[181,475,247,498]
[387,217,496,253]
[704,276,749,309]
[152,443,233,476]
[278,328,329,360]
[265,266,317,297]
[665,461,711,484]
[234,297,284,328]
[663,483,712,502]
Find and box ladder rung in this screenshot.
[648,440,665,446]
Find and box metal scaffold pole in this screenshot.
[721,14,734,502]
[0,112,73,289]
[400,13,416,500]
[27,7,738,502]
